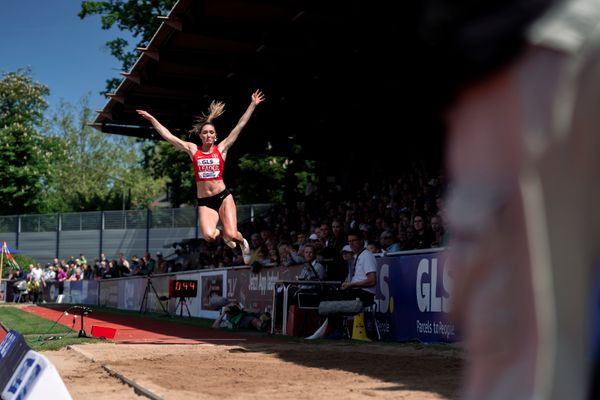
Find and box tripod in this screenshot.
[139,274,171,317]
[175,297,192,318]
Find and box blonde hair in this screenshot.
[189,100,225,135]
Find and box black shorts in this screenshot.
[197,188,231,212]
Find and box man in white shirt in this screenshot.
[340,229,377,307]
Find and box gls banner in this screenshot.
[373,251,460,343]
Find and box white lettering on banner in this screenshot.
[248,270,280,295]
[376,263,390,313]
[416,319,433,334]
[433,320,456,339]
[416,257,452,313]
[0,331,16,357]
[442,262,453,313]
[6,357,34,396]
[227,277,237,298]
[376,319,390,334]
[416,319,456,339]
[430,258,442,312]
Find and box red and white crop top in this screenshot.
[192,146,224,182]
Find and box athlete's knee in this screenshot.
[203,228,220,242]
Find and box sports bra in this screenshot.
[192,146,224,182]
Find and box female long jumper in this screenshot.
[137,89,265,262]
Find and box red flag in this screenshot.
[2,241,20,270]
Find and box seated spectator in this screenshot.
[118,253,132,277]
[267,248,280,266]
[307,233,324,255]
[406,214,435,249]
[77,253,87,266]
[379,230,402,253]
[246,233,264,266]
[367,240,382,254]
[430,215,448,248]
[155,252,166,273]
[338,229,377,306]
[212,301,270,332]
[321,229,377,339]
[294,231,309,255]
[82,263,93,280]
[278,241,304,267]
[249,246,275,273]
[296,243,327,289]
[140,253,155,275]
[340,244,354,263]
[129,255,142,275]
[102,261,117,279]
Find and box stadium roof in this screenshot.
[92,0,444,165]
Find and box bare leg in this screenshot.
[198,206,221,242]
[219,195,244,243]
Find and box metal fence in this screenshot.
[0,204,271,264]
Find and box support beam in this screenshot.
[107,93,125,104]
[120,72,141,84]
[137,47,160,61]
[95,110,113,120]
[157,16,183,31]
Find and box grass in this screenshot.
[0,303,222,351]
[0,305,105,351]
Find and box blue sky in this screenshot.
[0,0,136,116]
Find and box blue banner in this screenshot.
[0,330,30,392]
[374,251,460,343]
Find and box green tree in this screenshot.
[78,0,186,208]
[0,69,56,215]
[235,143,316,204]
[43,96,167,212]
[1,253,38,279]
[144,140,195,208]
[78,0,177,94]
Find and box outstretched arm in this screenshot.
[218,90,265,155]
[136,110,196,156]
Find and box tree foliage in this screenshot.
[235,143,316,204]
[78,0,177,94]
[144,140,195,207]
[1,253,38,279]
[0,69,55,215]
[43,96,167,212]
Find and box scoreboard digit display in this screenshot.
[169,279,198,298]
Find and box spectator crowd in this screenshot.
[7,162,448,302]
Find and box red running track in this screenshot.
[21,305,274,345]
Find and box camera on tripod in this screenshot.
[139,272,170,317]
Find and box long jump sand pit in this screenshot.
[44,340,463,400]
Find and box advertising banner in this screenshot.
[374,251,460,343]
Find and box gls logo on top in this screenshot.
[198,158,219,165]
[416,258,452,313]
[376,256,453,314]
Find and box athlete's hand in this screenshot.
[251,90,265,105]
[136,109,155,121]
